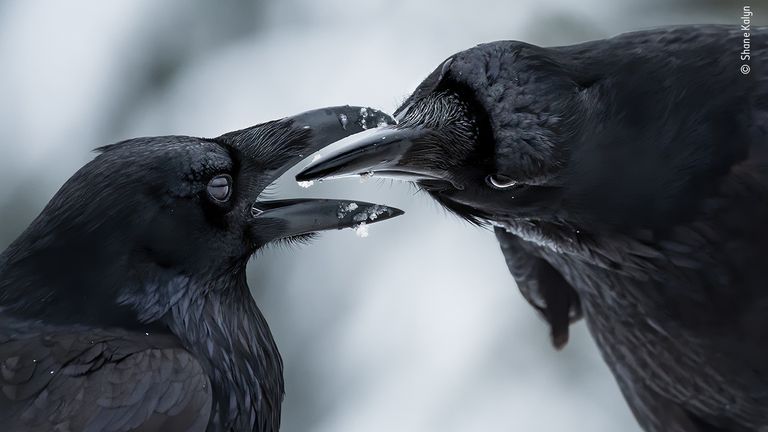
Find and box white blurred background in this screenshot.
[0,1,763,431]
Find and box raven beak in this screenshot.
[272,105,399,181]
[238,106,404,240]
[294,125,446,183]
[251,198,403,239]
[222,105,397,189]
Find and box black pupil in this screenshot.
[208,175,231,201]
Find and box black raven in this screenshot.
[297,26,768,431]
[0,106,402,432]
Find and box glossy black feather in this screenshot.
[393,25,768,431]
[0,131,288,431]
[0,111,380,431]
[0,105,403,431]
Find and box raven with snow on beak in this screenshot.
[298,26,768,431]
[0,106,402,432]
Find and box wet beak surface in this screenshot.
[262,105,397,184]
[295,126,440,183]
[244,106,405,238]
[252,199,403,237]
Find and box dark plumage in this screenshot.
[298,26,768,431]
[0,106,402,431]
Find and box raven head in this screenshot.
[0,106,403,327]
[295,43,589,225]
[297,36,753,230]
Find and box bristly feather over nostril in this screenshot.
[396,91,479,172]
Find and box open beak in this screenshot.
[251,198,403,238]
[294,125,444,183]
[239,105,404,238]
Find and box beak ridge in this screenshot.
[295,126,436,182]
[223,105,396,187]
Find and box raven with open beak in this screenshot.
[0,106,402,431]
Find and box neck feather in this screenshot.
[166,278,284,432]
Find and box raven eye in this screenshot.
[207,174,232,202]
[486,174,518,189]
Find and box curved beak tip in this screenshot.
[335,201,405,226]
[354,106,397,130]
[295,105,395,140]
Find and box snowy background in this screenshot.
[0,1,763,431]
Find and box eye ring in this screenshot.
[207,174,233,202]
[486,174,519,189]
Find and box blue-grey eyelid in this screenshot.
[209,175,230,187]
[207,174,233,202]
